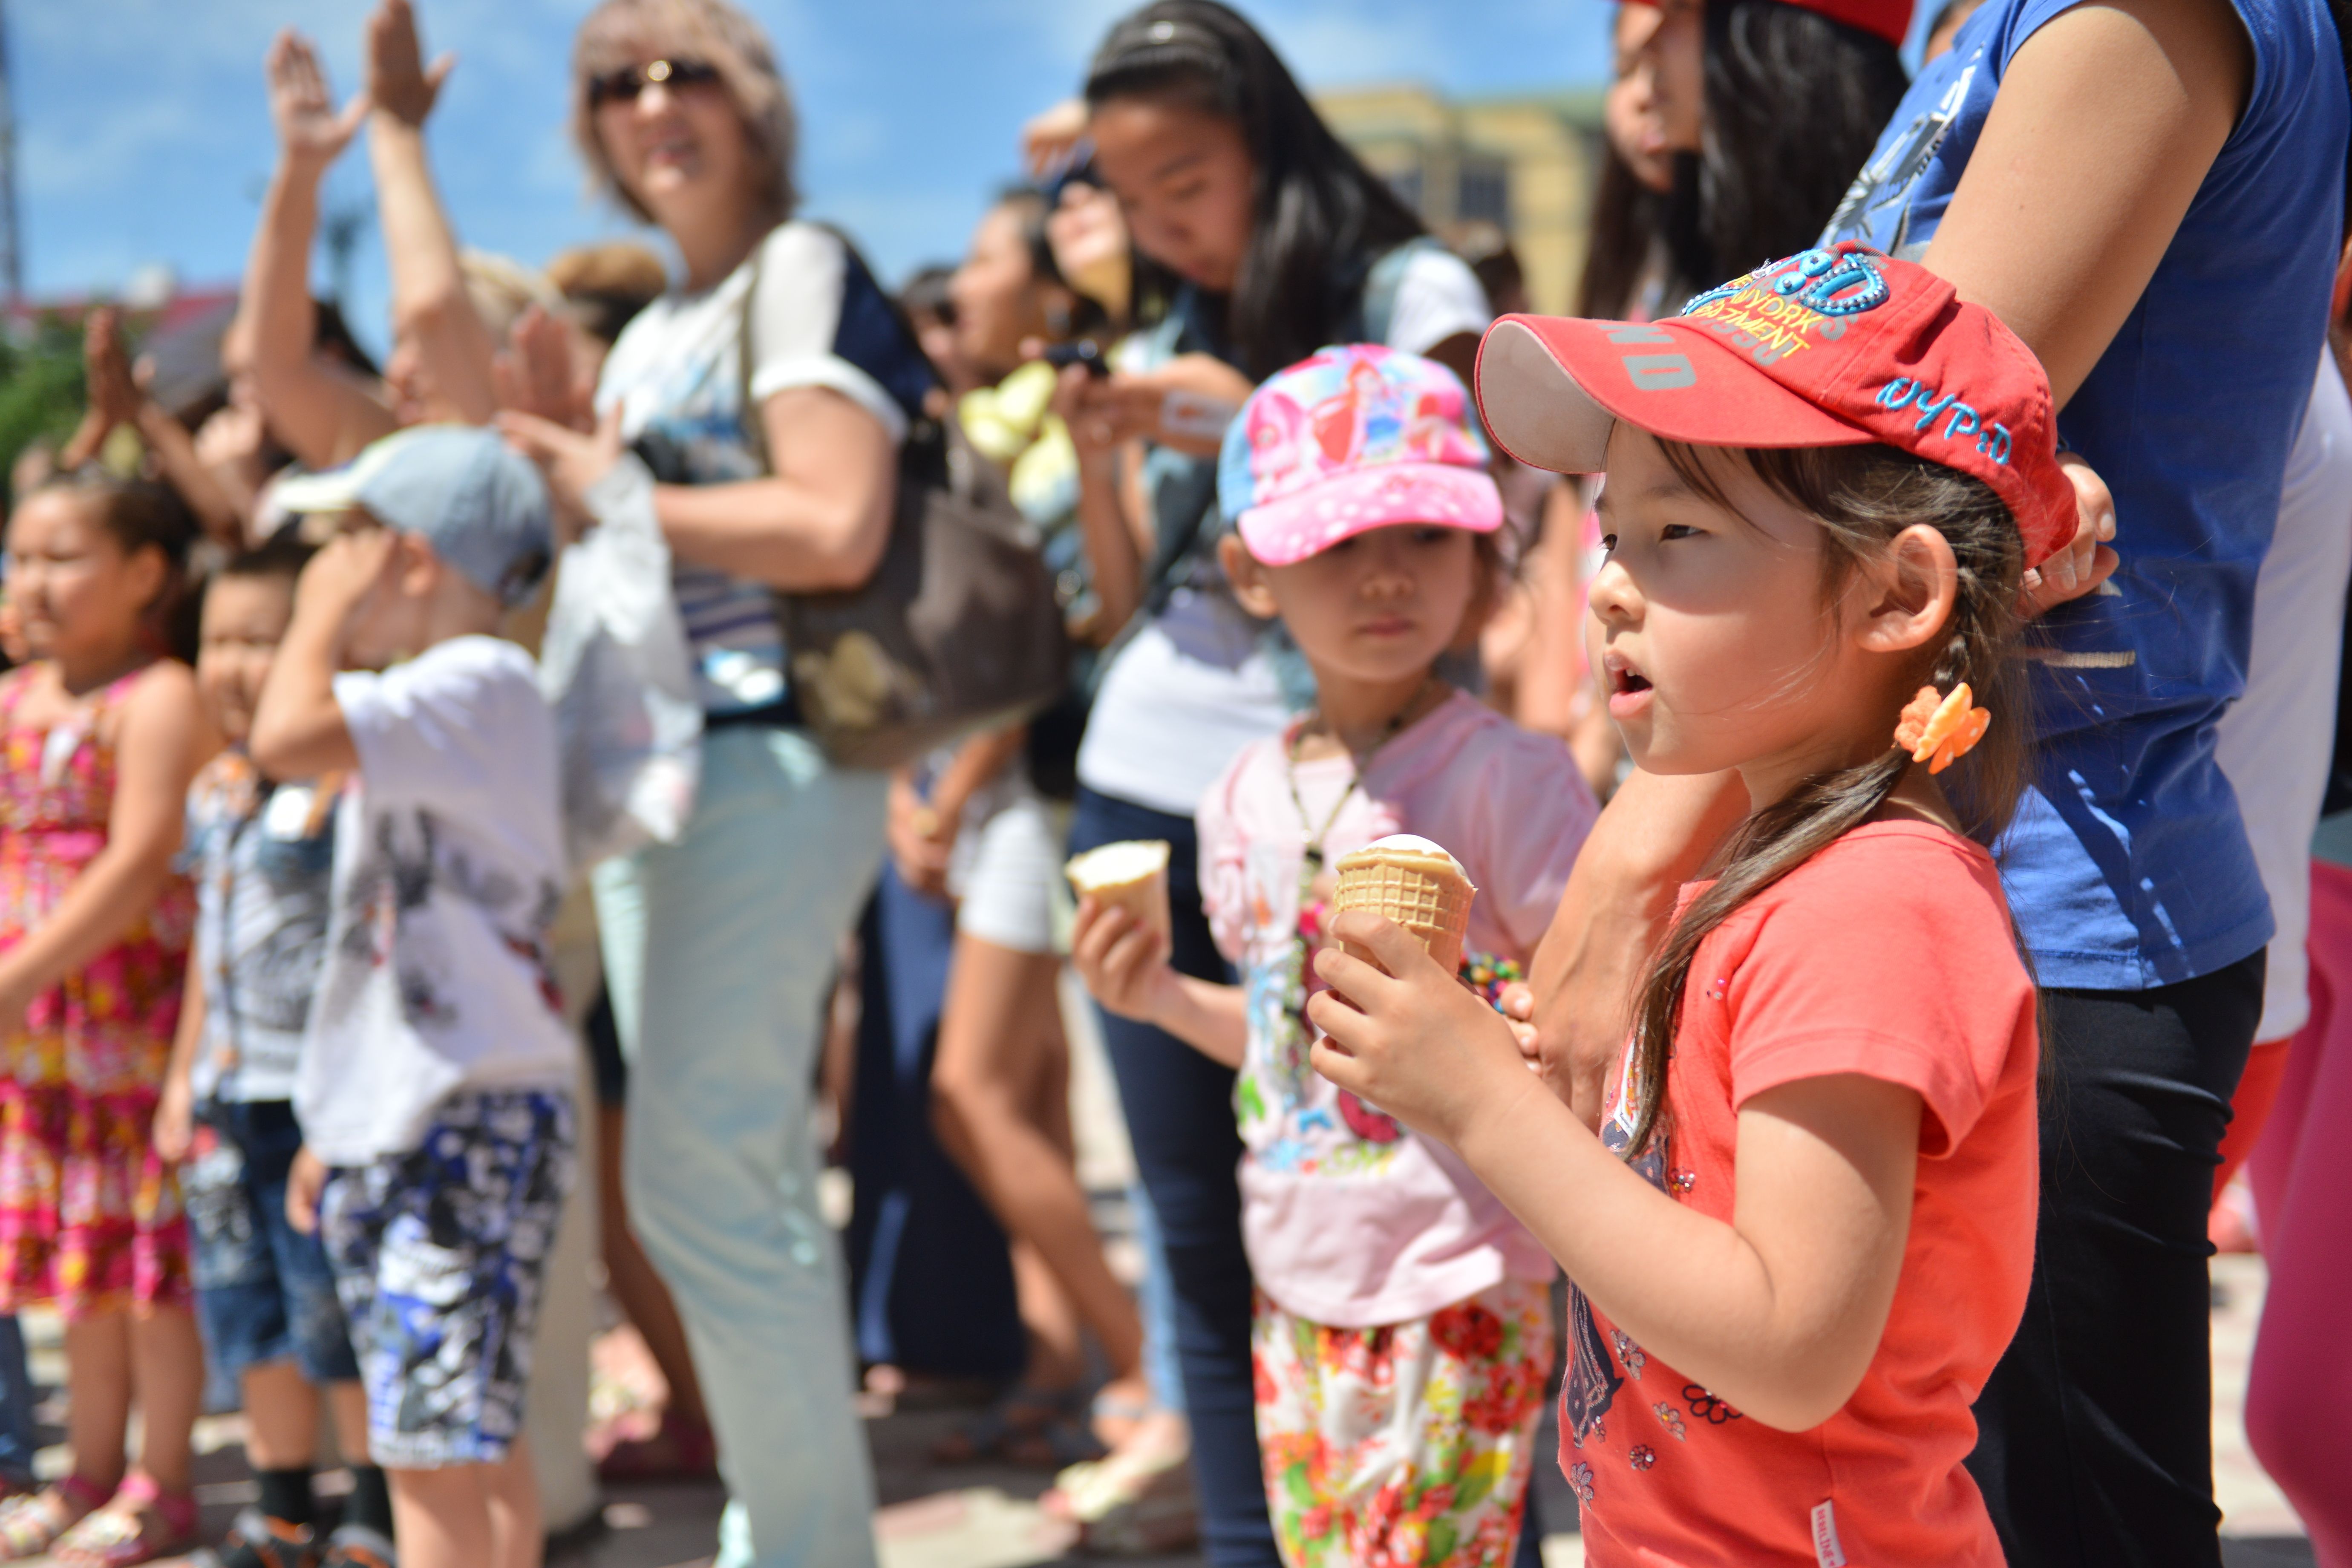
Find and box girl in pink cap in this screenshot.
[1072,345,1600,1568]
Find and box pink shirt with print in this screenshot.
[1197,689,1598,1327]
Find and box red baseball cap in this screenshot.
[1474,243,2074,566]
[1618,0,1915,49]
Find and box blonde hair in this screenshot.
[459,251,564,344]
[571,0,797,228]
[545,242,671,303]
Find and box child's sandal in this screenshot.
[0,1472,108,1559]
[49,1473,198,1568]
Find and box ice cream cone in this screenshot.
[1066,840,1173,946]
[1332,835,1475,975]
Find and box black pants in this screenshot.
[1968,953,2263,1567]
[1070,787,1281,1568]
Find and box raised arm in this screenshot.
[0,665,213,1033]
[1923,0,2251,404]
[236,30,398,470]
[365,0,499,427]
[251,531,390,781]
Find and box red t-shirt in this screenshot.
[1566,821,2039,1567]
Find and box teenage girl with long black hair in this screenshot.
[1048,5,1495,1560]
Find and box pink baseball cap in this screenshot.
[1219,344,1503,567]
[1474,243,2075,566]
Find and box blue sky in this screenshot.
[15,0,1615,360]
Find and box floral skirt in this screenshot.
[0,1080,190,1320]
[1252,1276,1555,1568]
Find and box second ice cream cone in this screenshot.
[1066,839,1173,946]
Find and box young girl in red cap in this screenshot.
[1306,244,2071,1565]
[1072,344,1599,1568]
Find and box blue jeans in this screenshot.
[186,1100,360,1386]
[595,725,887,1568]
[1069,787,1278,1568]
[845,865,1025,1378]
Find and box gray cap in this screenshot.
[274,424,553,608]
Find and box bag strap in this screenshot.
[736,227,775,476]
[733,221,949,484]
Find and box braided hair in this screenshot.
[1619,441,2032,1157]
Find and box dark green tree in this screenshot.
[0,314,86,507]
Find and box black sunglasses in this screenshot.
[588,58,723,108]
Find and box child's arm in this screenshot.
[1069,896,1248,1068]
[1309,913,1920,1434]
[285,1146,327,1236]
[153,960,205,1164]
[250,530,397,781]
[0,666,213,1032]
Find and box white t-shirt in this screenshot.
[297,636,576,1164]
[595,222,930,716]
[1075,247,1494,816]
[2215,349,2352,1041]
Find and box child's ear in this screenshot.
[394,533,442,598]
[122,542,169,611]
[1853,523,1959,656]
[1218,533,1281,620]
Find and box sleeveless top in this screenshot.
[1821,0,2349,988]
[0,665,194,1093]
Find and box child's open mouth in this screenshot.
[1605,652,1654,719]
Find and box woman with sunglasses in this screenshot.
[505,3,932,1565]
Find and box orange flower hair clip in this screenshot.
[1894,683,1991,774]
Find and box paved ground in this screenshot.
[0,1248,2310,1568]
[2,969,2316,1568]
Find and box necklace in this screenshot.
[1284,674,1444,922]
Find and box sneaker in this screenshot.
[319,1522,397,1568]
[185,1508,317,1568]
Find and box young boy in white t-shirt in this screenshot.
[251,426,574,1568]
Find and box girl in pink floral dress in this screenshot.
[0,476,210,1564]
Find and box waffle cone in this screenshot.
[1332,848,1474,975]
[1065,840,1173,945]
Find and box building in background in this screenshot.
[1313,84,1604,317]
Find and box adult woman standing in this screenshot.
[916,190,1176,1473]
[512,2,930,1563]
[1052,6,1494,1562]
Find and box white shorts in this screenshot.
[947,771,1065,956]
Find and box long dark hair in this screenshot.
[1620,442,2031,1157]
[1579,147,1670,320]
[1084,0,1427,380]
[1666,0,1911,294]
